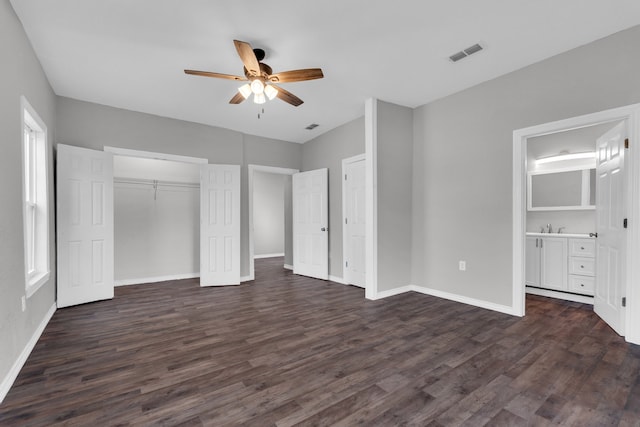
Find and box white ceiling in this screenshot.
[10,1,640,143]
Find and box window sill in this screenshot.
[26,271,50,299]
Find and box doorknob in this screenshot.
[321,227,327,231]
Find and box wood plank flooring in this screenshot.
[1,257,640,426]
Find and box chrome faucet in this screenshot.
[546,224,552,233]
[557,227,565,234]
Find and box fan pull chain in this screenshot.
[258,108,265,119]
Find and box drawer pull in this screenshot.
[580,246,584,250]
[581,265,584,268]
[580,284,584,287]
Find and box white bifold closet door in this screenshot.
[200,164,241,286]
[57,144,114,308]
[293,168,328,280]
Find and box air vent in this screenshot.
[449,43,484,62]
[305,123,319,130]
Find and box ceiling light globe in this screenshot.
[238,83,252,99]
[254,93,266,104]
[264,85,278,100]
[250,79,265,95]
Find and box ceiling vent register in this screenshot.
[449,43,484,62]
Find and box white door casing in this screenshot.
[200,164,241,286]
[57,144,114,308]
[595,122,627,335]
[293,168,328,280]
[343,156,366,287]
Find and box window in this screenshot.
[21,96,50,297]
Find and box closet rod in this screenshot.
[114,178,200,189]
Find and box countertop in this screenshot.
[526,232,594,238]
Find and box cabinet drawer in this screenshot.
[568,275,595,295]
[569,239,595,257]
[569,257,595,276]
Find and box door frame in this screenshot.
[247,164,299,281]
[512,103,640,344]
[342,153,366,286]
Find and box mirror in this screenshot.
[528,168,595,211]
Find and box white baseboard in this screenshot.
[115,273,199,287]
[1,303,56,403]
[241,275,254,282]
[526,286,594,304]
[329,275,348,285]
[370,285,413,300]
[254,253,285,259]
[284,264,293,270]
[367,283,517,316]
[409,285,519,316]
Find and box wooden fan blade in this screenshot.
[268,68,324,83]
[271,84,303,107]
[229,92,246,104]
[233,40,261,77]
[184,70,247,81]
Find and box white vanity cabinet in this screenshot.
[567,238,596,295]
[525,233,596,298]
[525,236,567,291]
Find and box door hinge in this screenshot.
[622,297,626,307]
[625,138,629,149]
[345,218,348,224]
[623,218,628,229]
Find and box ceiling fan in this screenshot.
[184,40,324,107]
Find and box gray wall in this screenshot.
[376,101,414,291]
[55,97,303,279]
[0,2,57,396]
[253,171,285,256]
[412,25,640,306]
[114,183,199,282]
[302,117,365,279]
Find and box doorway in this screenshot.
[512,103,640,344]
[248,164,298,281]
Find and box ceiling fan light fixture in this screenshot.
[254,93,266,104]
[238,83,252,99]
[264,84,278,100]
[250,79,264,95]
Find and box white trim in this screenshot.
[365,98,378,300]
[526,287,594,305]
[329,275,348,285]
[0,303,55,403]
[241,275,253,282]
[410,285,519,316]
[513,103,640,344]
[115,273,199,286]
[20,96,50,299]
[104,146,208,164]
[247,164,299,282]
[284,264,293,270]
[254,253,285,259]
[342,153,366,287]
[370,285,413,300]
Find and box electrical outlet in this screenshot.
[21,296,26,312]
[459,261,466,271]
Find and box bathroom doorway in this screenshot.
[512,103,640,343]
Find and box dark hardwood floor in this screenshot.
[1,257,639,426]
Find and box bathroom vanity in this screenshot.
[525,232,596,303]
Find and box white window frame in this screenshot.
[21,96,50,298]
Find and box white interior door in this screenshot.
[595,122,627,335]
[200,164,240,286]
[293,168,328,280]
[57,144,114,308]
[344,158,366,287]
